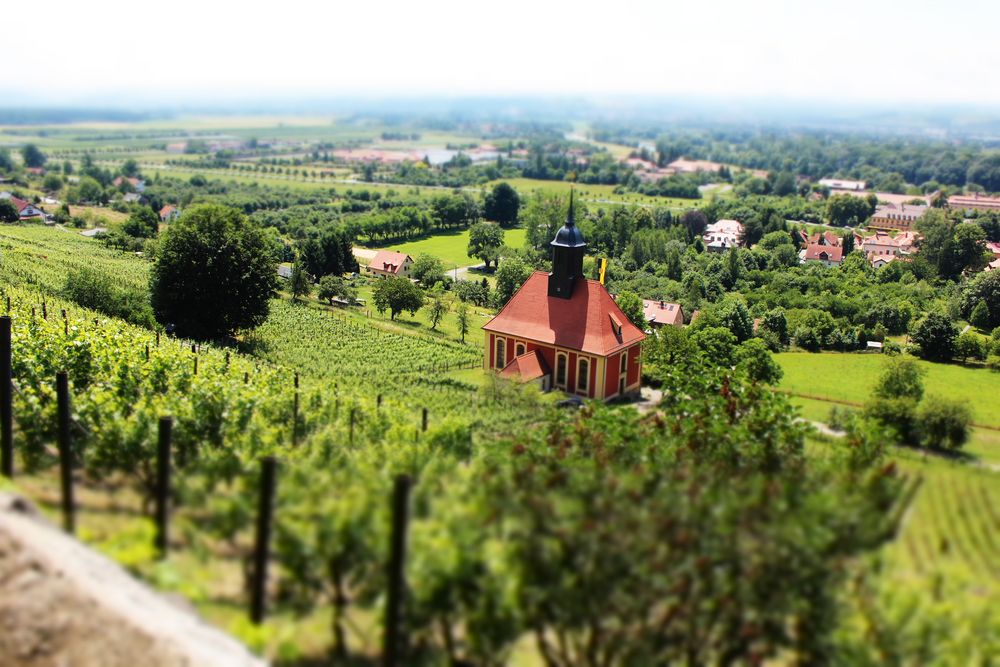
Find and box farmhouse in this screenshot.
[159,205,180,222]
[9,197,44,220]
[703,219,743,252]
[799,243,844,266]
[483,196,645,401]
[642,300,684,328]
[112,177,145,193]
[799,230,842,247]
[366,250,413,279]
[869,203,928,232]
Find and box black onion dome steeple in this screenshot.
[548,189,586,299]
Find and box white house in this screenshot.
[703,219,743,252]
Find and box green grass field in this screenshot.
[364,227,528,267]
[777,352,1000,429]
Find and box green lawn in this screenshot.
[365,227,527,268]
[776,352,1000,429]
[490,178,705,209]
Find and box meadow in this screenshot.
[363,226,528,268]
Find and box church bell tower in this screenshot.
[548,189,586,299]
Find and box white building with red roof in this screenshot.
[642,300,684,328]
[9,197,44,220]
[366,250,413,279]
[159,205,180,222]
[483,195,645,401]
[799,243,844,266]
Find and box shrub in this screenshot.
[64,268,155,328]
[917,396,973,450]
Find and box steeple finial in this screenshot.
[567,188,575,227]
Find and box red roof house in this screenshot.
[9,197,44,220]
[366,250,413,279]
[642,300,684,328]
[799,243,844,266]
[483,194,645,401]
[159,205,180,222]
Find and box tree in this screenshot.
[911,312,958,362]
[122,206,160,238]
[918,397,973,450]
[616,291,646,330]
[372,277,424,320]
[736,338,783,384]
[456,302,470,343]
[825,194,872,227]
[951,223,987,273]
[75,176,105,204]
[317,275,356,305]
[289,261,311,301]
[428,292,450,330]
[691,326,739,368]
[954,331,986,363]
[21,144,46,168]
[493,256,531,307]
[300,228,357,279]
[483,182,520,226]
[960,270,1000,329]
[0,200,18,224]
[42,174,63,192]
[970,301,991,331]
[760,307,789,345]
[0,148,13,173]
[150,204,278,339]
[715,296,754,342]
[411,254,446,286]
[467,222,505,268]
[455,280,490,307]
[121,158,140,178]
[874,358,924,401]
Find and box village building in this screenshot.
[799,230,842,247]
[703,219,743,252]
[112,177,145,193]
[868,203,928,232]
[856,230,917,265]
[9,197,44,220]
[159,205,180,222]
[366,250,413,279]
[483,195,645,401]
[819,178,866,191]
[799,243,844,266]
[642,300,684,328]
[948,193,1000,213]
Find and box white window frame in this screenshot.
[515,342,526,357]
[577,357,590,394]
[555,352,568,388]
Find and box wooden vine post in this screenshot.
[55,372,76,534]
[250,456,278,625]
[383,474,412,667]
[154,416,173,559]
[0,316,12,478]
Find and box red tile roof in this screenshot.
[159,205,176,216]
[499,349,550,381]
[483,272,646,356]
[368,250,411,275]
[642,299,684,326]
[10,197,29,212]
[802,243,844,262]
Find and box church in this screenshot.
[482,195,645,401]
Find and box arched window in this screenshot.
[620,352,628,374]
[577,358,589,393]
[495,338,506,369]
[555,353,567,387]
[515,343,526,356]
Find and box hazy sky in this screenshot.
[6,0,1000,107]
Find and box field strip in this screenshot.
[778,390,1000,432]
